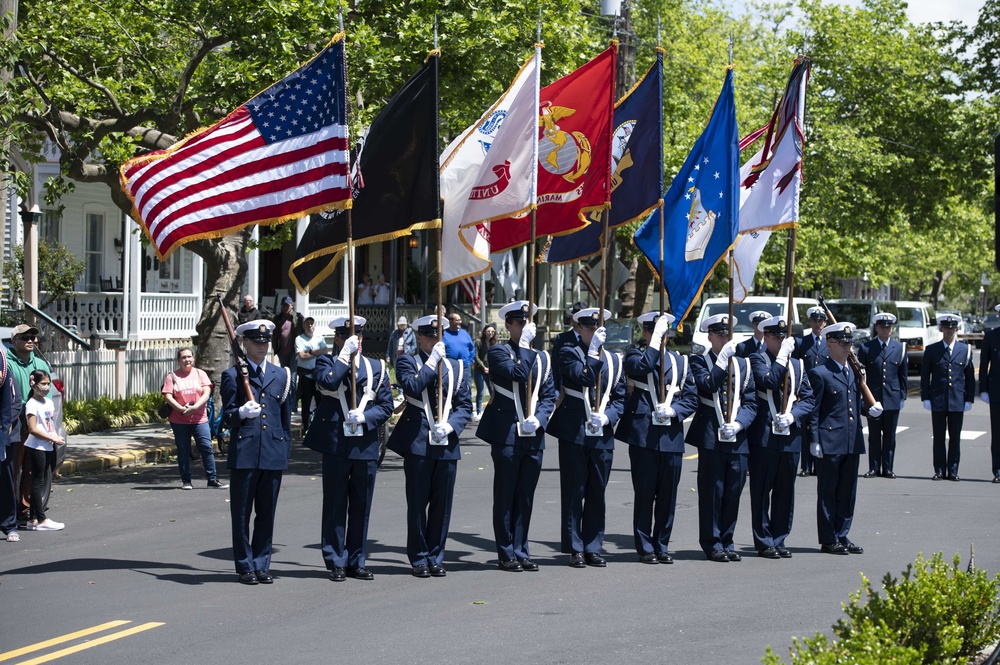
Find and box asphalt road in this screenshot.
[2,397,999,664]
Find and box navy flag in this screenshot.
[543,52,663,264]
[633,68,739,325]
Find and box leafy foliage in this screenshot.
[2,240,87,310]
[63,392,163,435]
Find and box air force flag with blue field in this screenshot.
[633,68,739,324]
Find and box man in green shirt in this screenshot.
[6,324,50,525]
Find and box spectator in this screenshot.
[473,324,497,420]
[6,323,50,528]
[273,296,303,404]
[162,348,226,490]
[373,273,391,305]
[236,294,261,325]
[356,274,375,305]
[0,360,18,542]
[386,316,416,366]
[443,312,475,375]
[23,369,64,531]
[295,317,328,432]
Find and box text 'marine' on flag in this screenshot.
[543,50,664,265]
[289,51,440,293]
[468,47,616,254]
[633,68,739,326]
[440,51,540,288]
[120,35,351,261]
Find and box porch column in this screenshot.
[128,221,142,340]
[294,217,307,314]
[247,226,260,304]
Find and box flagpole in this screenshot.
[524,16,543,420]
[725,33,735,424]
[782,227,798,412]
[339,5,358,416]
[434,19,445,425]
[655,32,667,400]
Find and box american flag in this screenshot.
[459,277,481,314]
[120,35,352,259]
[578,258,600,299]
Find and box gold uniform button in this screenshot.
[262,425,267,430]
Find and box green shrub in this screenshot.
[64,392,169,435]
[763,553,1000,664]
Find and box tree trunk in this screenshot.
[930,269,951,305]
[632,253,654,319]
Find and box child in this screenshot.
[24,369,65,531]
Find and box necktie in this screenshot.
[881,342,887,354]
[843,366,849,381]
[944,345,952,360]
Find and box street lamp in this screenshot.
[981,285,987,318]
[861,271,869,300]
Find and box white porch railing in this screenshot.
[42,291,200,339]
[46,292,124,338]
[137,293,199,338]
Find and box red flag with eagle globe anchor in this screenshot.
[469,47,616,253]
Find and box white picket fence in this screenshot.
[44,340,186,401]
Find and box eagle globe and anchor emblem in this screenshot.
[537,102,592,183]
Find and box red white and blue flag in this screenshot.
[120,35,351,259]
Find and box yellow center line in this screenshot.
[683,453,699,460]
[0,621,132,662]
[12,623,164,665]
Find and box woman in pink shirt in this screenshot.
[162,348,227,490]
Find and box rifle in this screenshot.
[818,295,876,407]
[217,293,256,403]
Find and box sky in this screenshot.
[730,0,985,27]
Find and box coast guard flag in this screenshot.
[121,35,351,260]
[544,52,663,264]
[633,69,739,325]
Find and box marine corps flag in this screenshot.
[467,47,616,254]
[544,51,663,264]
[290,53,440,293]
[633,68,739,325]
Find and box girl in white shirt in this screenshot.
[24,369,65,531]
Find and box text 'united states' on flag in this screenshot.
[120,34,351,260]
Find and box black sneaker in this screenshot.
[208,480,229,489]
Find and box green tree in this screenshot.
[2,240,87,309]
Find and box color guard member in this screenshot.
[920,313,974,481]
[978,304,1000,483]
[795,306,830,476]
[735,310,771,358]
[857,313,908,478]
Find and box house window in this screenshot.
[85,212,104,292]
[40,209,60,244]
[158,252,182,292]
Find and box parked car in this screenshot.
[690,296,818,356]
[602,319,636,354]
[824,299,898,349]
[894,301,941,367]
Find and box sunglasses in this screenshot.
[830,339,854,346]
[14,335,36,342]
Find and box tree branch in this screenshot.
[172,35,230,119]
[43,47,123,116]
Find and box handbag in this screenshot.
[159,371,177,418]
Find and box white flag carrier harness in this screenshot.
[756,354,802,420]
[490,344,551,423]
[628,349,689,416]
[698,351,749,426]
[563,347,622,423]
[317,355,386,419]
[405,358,463,442]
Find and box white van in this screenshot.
[894,300,941,366]
[690,296,819,355]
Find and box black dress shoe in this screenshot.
[932,473,943,480]
[639,553,659,564]
[844,542,864,554]
[519,558,539,572]
[329,567,346,582]
[255,570,274,584]
[949,475,961,482]
[411,565,431,578]
[883,471,896,479]
[584,553,607,567]
[758,547,780,559]
[347,567,374,580]
[498,559,523,572]
[798,470,809,477]
[821,543,849,555]
[238,572,258,585]
[708,550,729,562]
[569,552,586,568]
[726,550,742,562]
[993,476,1000,484]
[429,564,447,577]
[863,470,878,478]
[656,552,674,564]
[776,547,792,558]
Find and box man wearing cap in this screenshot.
[387,315,473,578]
[687,314,757,562]
[5,323,48,528]
[857,313,908,478]
[294,317,328,434]
[808,322,882,555]
[477,301,556,572]
[221,319,293,585]
[736,310,771,358]
[748,316,815,559]
[921,313,974,481]
[979,304,1000,482]
[794,306,829,476]
[303,316,394,582]
[547,308,624,568]
[615,311,697,565]
[550,301,586,392]
[386,316,416,367]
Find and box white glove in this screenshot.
[338,335,359,363]
[655,403,676,420]
[810,441,823,458]
[347,409,366,426]
[587,327,607,359]
[777,337,796,365]
[590,412,610,428]
[432,422,454,442]
[982,393,990,405]
[776,413,794,429]
[715,340,738,369]
[238,401,262,420]
[519,322,537,349]
[868,401,883,418]
[650,316,671,349]
[427,341,446,367]
[520,415,540,434]
[964,402,973,412]
[720,423,737,439]
[923,400,932,411]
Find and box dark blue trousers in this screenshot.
[402,455,457,567]
[866,410,900,474]
[229,468,283,574]
[697,449,747,555]
[0,455,16,534]
[748,447,798,551]
[931,411,963,477]
[815,453,859,546]
[558,441,613,554]
[321,455,377,569]
[628,446,682,556]
[491,444,543,562]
